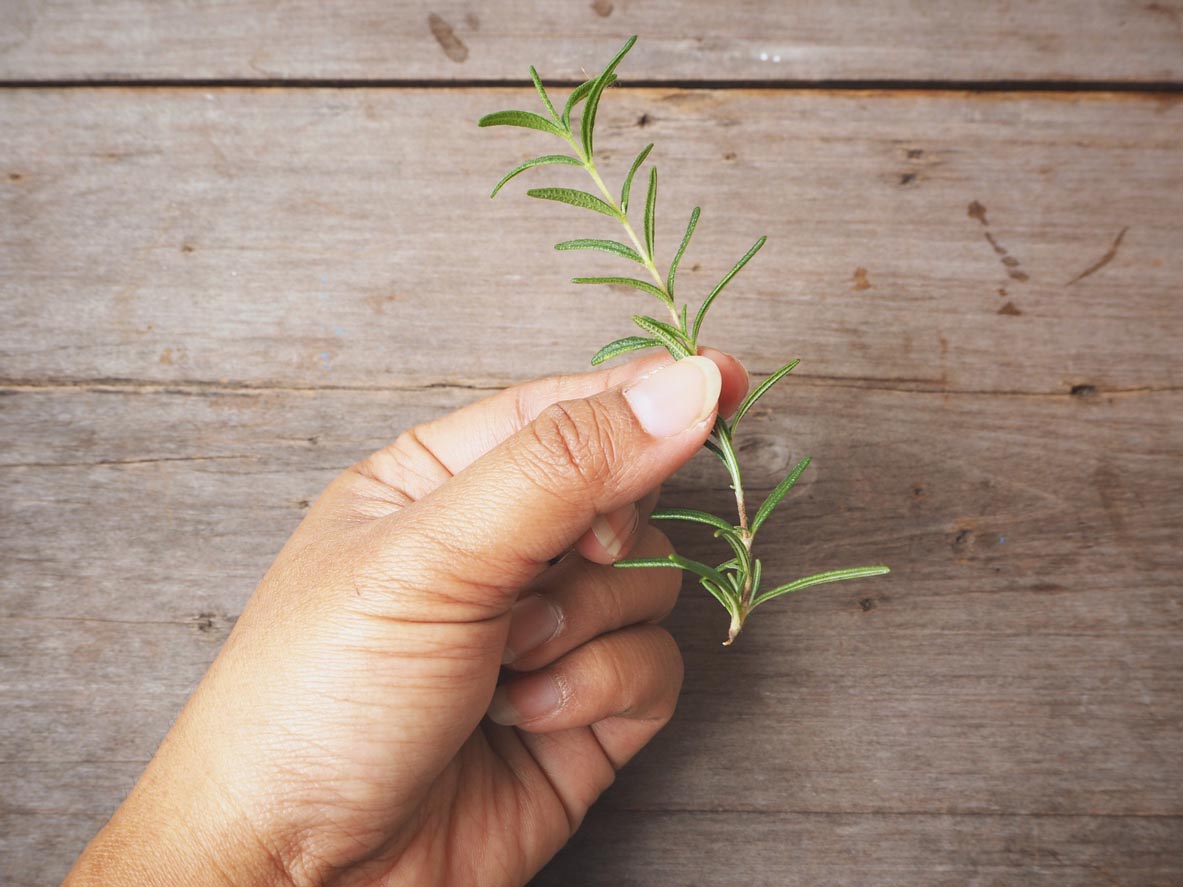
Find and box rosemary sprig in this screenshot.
[479,36,888,644]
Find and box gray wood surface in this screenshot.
[2,0,1183,84]
[2,51,1183,887]
[3,89,1181,394]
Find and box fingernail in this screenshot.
[591,503,639,560]
[624,355,721,438]
[488,673,565,726]
[502,595,564,665]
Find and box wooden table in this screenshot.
[2,4,1181,884]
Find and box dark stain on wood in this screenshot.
[428,13,469,63]
[899,172,917,185]
[858,597,877,611]
[978,219,1029,283]
[180,243,195,254]
[464,12,480,30]
[998,301,1022,315]
[723,151,737,161]
[591,0,614,16]
[7,171,22,182]
[952,527,975,555]
[907,148,924,159]
[1066,226,1128,286]
[637,112,651,127]
[853,267,872,290]
[1071,384,1098,397]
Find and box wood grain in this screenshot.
[2,71,1182,886]
[2,88,1181,396]
[2,380,1180,884]
[2,1,1182,83]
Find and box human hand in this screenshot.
[64,349,748,887]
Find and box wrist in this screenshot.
[63,756,297,887]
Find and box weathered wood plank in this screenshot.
[1,1,1182,83]
[534,810,1183,886]
[2,88,1181,396]
[1,380,1180,881]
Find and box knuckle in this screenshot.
[523,399,618,496]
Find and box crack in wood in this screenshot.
[2,378,1180,399]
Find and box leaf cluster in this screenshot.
[480,37,888,643]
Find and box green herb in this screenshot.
[479,36,888,644]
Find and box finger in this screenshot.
[573,486,661,565]
[368,356,721,620]
[698,346,749,419]
[505,525,680,669]
[356,351,749,501]
[488,625,683,752]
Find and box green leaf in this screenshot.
[691,235,767,342]
[581,35,639,158]
[573,277,669,302]
[617,553,733,595]
[562,72,619,131]
[590,335,659,365]
[650,507,736,534]
[700,578,742,618]
[527,188,619,217]
[555,238,643,264]
[478,110,566,137]
[643,167,658,259]
[667,206,700,297]
[714,527,751,575]
[751,457,811,535]
[490,154,582,198]
[680,303,688,333]
[620,143,654,213]
[709,423,743,497]
[530,66,559,122]
[751,558,763,597]
[751,566,891,610]
[632,315,692,357]
[731,358,800,429]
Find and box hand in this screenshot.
[64,349,748,887]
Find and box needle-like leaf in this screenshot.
[530,66,559,122]
[590,335,659,365]
[527,188,619,217]
[650,507,736,533]
[751,457,811,536]
[573,277,670,302]
[714,527,752,575]
[632,315,692,357]
[643,167,658,259]
[620,143,654,213]
[581,36,638,159]
[691,235,767,343]
[667,206,700,297]
[478,110,567,137]
[617,553,734,596]
[751,566,892,610]
[555,238,644,264]
[491,155,582,198]
[732,358,800,429]
[561,73,617,131]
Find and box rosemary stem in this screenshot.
[570,138,682,330]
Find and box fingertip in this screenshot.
[697,346,749,419]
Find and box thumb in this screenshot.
[373,355,722,620]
